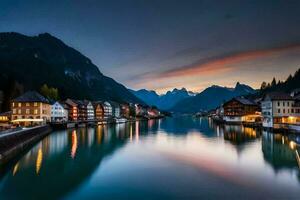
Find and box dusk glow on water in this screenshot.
[1,117,300,199]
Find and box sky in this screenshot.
[1,0,300,94]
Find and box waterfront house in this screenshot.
[93,101,104,120]
[135,104,148,117]
[0,111,11,130]
[109,101,120,118]
[147,106,160,117]
[85,100,95,121]
[223,97,260,123]
[103,101,113,119]
[65,99,78,121]
[261,92,300,130]
[51,101,68,122]
[71,100,94,121]
[120,103,130,118]
[11,91,51,126]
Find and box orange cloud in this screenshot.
[158,44,300,78]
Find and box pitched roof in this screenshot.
[12,91,50,103]
[234,97,257,105]
[263,92,294,101]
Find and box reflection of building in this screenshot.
[223,97,260,123]
[261,92,300,130]
[262,131,298,171]
[222,125,260,147]
[11,91,51,126]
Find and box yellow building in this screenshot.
[11,91,51,126]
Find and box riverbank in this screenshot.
[0,125,52,165]
[208,116,300,133]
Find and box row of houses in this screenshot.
[211,90,300,131]
[0,91,161,128]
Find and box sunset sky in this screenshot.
[1,0,300,93]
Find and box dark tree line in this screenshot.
[260,68,300,93]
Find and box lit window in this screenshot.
[34,102,38,106]
[26,103,30,106]
[12,102,15,107]
[18,109,21,114]
[18,103,21,107]
[26,109,30,114]
[13,109,16,114]
[34,109,38,114]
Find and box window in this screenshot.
[26,109,30,114]
[34,102,38,106]
[278,109,280,113]
[283,102,285,106]
[18,109,21,114]
[283,109,285,113]
[12,102,15,107]
[277,102,280,106]
[18,103,21,107]
[287,102,290,106]
[26,103,30,106]
[34,109,38,114]
[13,109,16,114]
[292,109,294,113]
[288,109,290,113]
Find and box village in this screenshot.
[0,91,164,131]
[205,89,300,132]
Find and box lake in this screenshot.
[1,116,300,199]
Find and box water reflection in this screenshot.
[0,117,300,199]
[262,131,300,171]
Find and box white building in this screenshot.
[86,101,94,121]
[261,92,300,129]
[103,101,113,119]
[51,101,68,122]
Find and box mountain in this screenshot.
[130,87,195,110]
[170,82,256,113]
[0,32,143,111]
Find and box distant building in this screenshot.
[223,97,260,123]
[93,101,104,120]
[11,91,51,126]
[51,101,68,122]
[65,99,78,121]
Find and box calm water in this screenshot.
[1,116,300,199]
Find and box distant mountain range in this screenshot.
[131,82,256,113]
[0,32,143,111]
[130,88,196,110]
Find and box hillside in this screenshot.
[170,82,256,113]
[0,32,143,111]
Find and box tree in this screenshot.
[271,77,277,87]
[40,84,59,100]
[260,81,267,90]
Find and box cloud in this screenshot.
[157,43,300,79]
